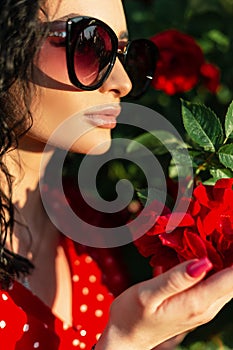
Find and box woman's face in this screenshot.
[26,0,132,154]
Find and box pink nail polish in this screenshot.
[186,257,213,277]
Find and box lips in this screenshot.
[83,105,121,129]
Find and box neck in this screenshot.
[11,136,54,206]
[5,136,56,258]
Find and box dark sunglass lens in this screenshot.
[123,39,159,98]
[73,25,114,87]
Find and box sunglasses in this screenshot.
[47,16,159,98]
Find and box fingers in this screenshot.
[156,282,233,328]
[137,258,212,308]
[204,291,233,322]
[101,261,233,350]
[154,266,233,330]
[196,266,233,306]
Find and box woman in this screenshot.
[1,0,233,349]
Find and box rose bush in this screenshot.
[121,2,233,348]
[150,29,220,95]
[134,178,233,276]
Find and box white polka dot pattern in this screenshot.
[72,275,80,282]
[23,324,29,332]
[69,249,116,350]
[85,256,93,264]
[0,320,6,329]
[1,294,8,301]
[80,329,87,337]
[82,287,89,295]
[95,310,103,318]
[89,275,97,283]
[0,237,118,350]
[72,339,80,346]
[80,304,88,313]
[96,294,104,301]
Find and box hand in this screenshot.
[151,333,187,350]
[95,258,233,350]
[95,335,188,350]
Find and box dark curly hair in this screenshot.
[0,0,47,288]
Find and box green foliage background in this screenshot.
[123,1,233,348]
[124,0,233,126]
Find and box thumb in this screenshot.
[138,257,213,307]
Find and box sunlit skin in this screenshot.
[8,0,132,325]
[28,0,132,154]
[5,1,233,350]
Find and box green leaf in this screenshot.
[225,99,233,138]
[204,168,233,185]
[136,189,148,206]
[136,188,167,207]
[126,130,185,156]
[218,143,233,170]
[182,100,224,152]
[206,29,230,50]
[210,168,233,180]
[202,178,218,185]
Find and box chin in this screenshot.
[71,134,112,155]
[27,126,112,155]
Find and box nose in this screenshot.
[98,58,132,98]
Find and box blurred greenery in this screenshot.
[122,1,233,348]
[124,0,233,113]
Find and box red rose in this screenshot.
[200,63,220,93]
[134,178,233,275]
[150,29,220,95]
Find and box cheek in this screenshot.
[28,118,112,155]
[34,87,85,126]
[29,91,112,155]
[31,41,113,154]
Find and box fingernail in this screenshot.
[186,257,213,277]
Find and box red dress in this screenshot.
[0,236,129,350]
